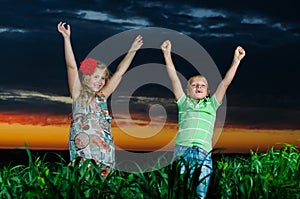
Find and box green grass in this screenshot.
[211,144,300,199]
[0,144,299,199]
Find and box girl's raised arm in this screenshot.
[57,22,81,100]
[161,40,184,101]
[102,35,143,98]
[214,46,246,103]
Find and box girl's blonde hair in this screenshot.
[79,60,110,108]
[80,61,110,87]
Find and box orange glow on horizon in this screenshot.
[0,122,178,151]
[0,112,70,126]
[216,128,300,153]
[0,123,69,150]
[0,122,299,153]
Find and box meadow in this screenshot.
[0,144,299,199]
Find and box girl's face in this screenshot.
[187,76,209,101]
[88,68,107,92]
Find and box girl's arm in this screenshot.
[101,35,143,98]
[214,46,246,103]
[57,22,81,100]
[161,40,184,101]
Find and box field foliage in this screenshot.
[0,144,299,199]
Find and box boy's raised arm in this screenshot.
[161,40,184,101]
[214,46,246,103]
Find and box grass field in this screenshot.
[0,144,299,199]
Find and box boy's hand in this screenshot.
[161,40,171,54]
[57,22,71,38]
[129,35,143,52]
[234,46,246,62]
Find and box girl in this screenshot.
[161,40,245,198]
[57,22,143,175]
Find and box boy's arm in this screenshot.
[214,46,246,103]
[161,40,184,101]
[102,35,143,98]
[57,22,81,100]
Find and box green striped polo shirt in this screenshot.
[174,93,221,152]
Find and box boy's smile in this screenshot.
[187,76,209,101]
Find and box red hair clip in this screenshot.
[79,58,97,75]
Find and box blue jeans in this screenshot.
[173,145,212,199]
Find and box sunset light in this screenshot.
[1,120,299,153]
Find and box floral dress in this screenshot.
[69,92,115,174]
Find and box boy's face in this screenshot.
[186,76,209,100]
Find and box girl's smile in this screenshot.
[89,68,107,92]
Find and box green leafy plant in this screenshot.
[0,144,299,199]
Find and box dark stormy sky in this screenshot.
[0,0,299,129]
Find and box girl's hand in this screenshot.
[161,40,171,54]
[57,22,71,38]
[234,46,246,62]
[129,35,143,52]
